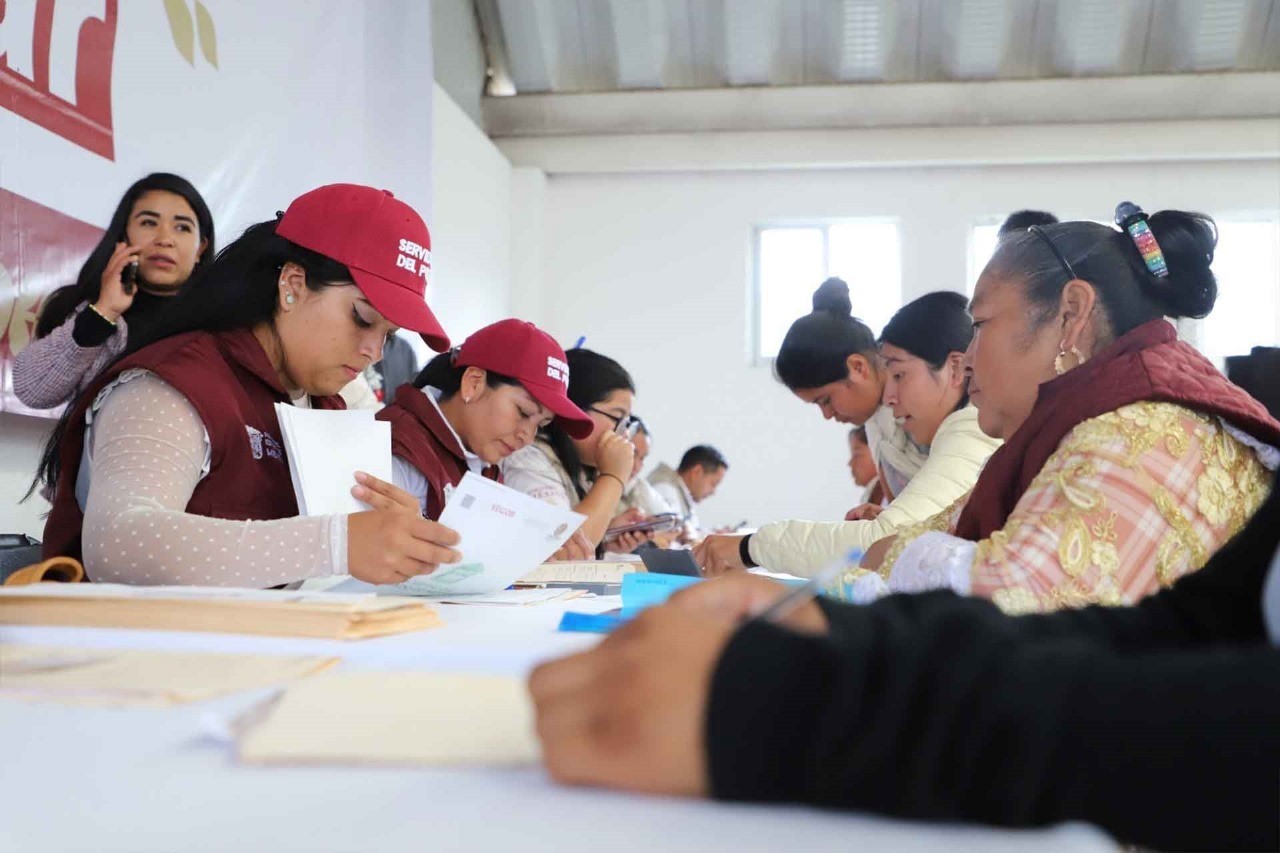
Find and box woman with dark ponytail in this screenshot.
[37,184,464,589]
[503,347,651,558]
[697,290,1002,578]
[856,204,1280,613]
[772,278,928,497]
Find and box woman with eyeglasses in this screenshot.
[376,319,594,521]
[503,347,651,558]
[850,205,1280,612]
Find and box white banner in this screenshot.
[0,0,434,415]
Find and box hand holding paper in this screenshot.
[273,405,392,516]
[390,473,586,596]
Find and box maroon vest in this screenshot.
[376,385,500,520]
[43,328,345,565]
[955,319,1280,541]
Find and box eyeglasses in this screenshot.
[1028,225,1078,281]
[590,407,640,438]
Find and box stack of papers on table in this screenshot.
[438,588,582,606]
[516,560,643,585]
[0,584,441,640]
[238,671,539,767]
[273,404,392,516]
[0,645,336,706]
[389,473,585,596]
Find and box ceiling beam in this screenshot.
[483,70,1280,137]
[494,118,1280,174]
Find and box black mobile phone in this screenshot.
[121,260,138,295]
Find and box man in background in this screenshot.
[649,445,729,539]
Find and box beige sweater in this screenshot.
[747,406,1001,577]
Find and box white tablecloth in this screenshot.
[0,591,1113,852]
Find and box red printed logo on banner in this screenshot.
[0,0,119,160]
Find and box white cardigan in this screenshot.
[747,406,1001,577]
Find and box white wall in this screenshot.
[425,82,513,351]
[431,0,487,127]
[520,157,1280,529]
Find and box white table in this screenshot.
[0,592,1113,852]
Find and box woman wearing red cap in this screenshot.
[377,319,595,527]
[35,184,464,588]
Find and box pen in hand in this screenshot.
[752,549,863,624]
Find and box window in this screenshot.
[754,222,901,360]
[967,223,1002,293]
[1194,219,1280,369]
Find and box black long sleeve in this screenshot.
[707,480,1280,850]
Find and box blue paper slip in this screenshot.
[620,572,702,617]
[558,609,630,634]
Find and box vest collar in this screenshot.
[391,384,472,465]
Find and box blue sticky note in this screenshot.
[620,572,702,617]
[558,610,630,634]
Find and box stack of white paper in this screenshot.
[273,404,392,516]
[390,472,586,596]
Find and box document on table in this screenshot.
[237,671,539,767]
[0,645,337,706]
[389,473,586,596]
[516,559,643,585]
[438,588,582,606]
[273,404,392,516]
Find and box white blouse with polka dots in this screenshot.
[77,370,346,587]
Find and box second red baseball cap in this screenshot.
[454,319,594,439]
[276,183,450,351]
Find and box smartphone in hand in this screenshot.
[121,260,138,296]
[604,512,681,539]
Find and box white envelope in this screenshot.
[274,404,392,516]
[390,472,586,596]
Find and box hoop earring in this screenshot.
[1054,343,1085,376]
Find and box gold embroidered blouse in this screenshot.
[866,402,1272,614]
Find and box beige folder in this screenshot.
[0,584,442,640]
[238,670,539,767]
[0,645,338,706]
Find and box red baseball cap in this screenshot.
[454,319,594,439]
[276,184,450,351]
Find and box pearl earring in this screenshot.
[284,293,296,305]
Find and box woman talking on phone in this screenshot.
[14,173,215,409]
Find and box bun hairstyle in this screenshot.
[774,277,878,390]
[986,207,1218,341]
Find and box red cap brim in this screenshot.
[525,384,594,439]
[350,268,450,352]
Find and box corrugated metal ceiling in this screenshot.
[475,0,1280,96]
